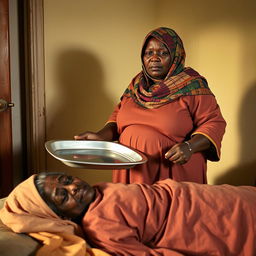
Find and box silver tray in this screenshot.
[45,140,147,169]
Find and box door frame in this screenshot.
[0,0,13,196]
[24,0,46,174]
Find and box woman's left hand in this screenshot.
[165,142,193,165]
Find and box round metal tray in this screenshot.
[45,140,147,169]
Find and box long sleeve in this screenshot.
[184,95,226,161]
[106,102,121,124]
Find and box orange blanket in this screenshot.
[29,232,110,256]
[83,180,256,255]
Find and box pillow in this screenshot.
[0,198,40,256]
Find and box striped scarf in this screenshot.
[122,27,213,109]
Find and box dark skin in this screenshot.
[42,174,96,220]
[142,37,172,80]
[74,38,211,165]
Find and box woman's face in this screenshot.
[42,174,95,219]
[143,37,172,80]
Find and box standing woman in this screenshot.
[75,27,226,185]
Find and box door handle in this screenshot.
[0,99,14,112]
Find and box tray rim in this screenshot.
[45,140,148,169]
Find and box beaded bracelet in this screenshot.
[184,141,193,152]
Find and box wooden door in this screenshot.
[0,0,13,197]
[0,0,47,197]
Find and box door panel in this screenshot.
[0,0,13,197]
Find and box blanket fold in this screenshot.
[29,232,110,256]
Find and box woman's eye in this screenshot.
[144,51,153,57]
[160,51,169,56]
[60,190,68,204]
[60,175,73,185]
[66,176,73,184]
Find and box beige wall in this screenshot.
[44,0,256,185]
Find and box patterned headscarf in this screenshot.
[123,27,213,109]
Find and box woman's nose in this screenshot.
[64,183,78,195]
[150,52,160,61]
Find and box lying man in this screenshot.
[0,172,255,256]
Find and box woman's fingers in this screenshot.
[74,132,88,140]
[74,132,105,141]
[74,132,95,140]
[74,135,85,140]
[165,143,191,164]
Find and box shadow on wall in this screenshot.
[46,48,114,183]
[215,84,256,186]
[159,0,256,185]
[48,48,114,139]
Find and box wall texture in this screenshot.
[44,0,256,185]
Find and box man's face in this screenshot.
[42,174,95,219]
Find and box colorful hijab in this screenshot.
[123,27,214,109]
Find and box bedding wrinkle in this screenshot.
[82,180,256,255]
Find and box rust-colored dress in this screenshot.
[82,179,256,256]
[108,95,226,184]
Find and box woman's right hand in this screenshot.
[74,131,104,141]
[74,123,119,142]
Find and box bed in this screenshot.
[0,198,41,256]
